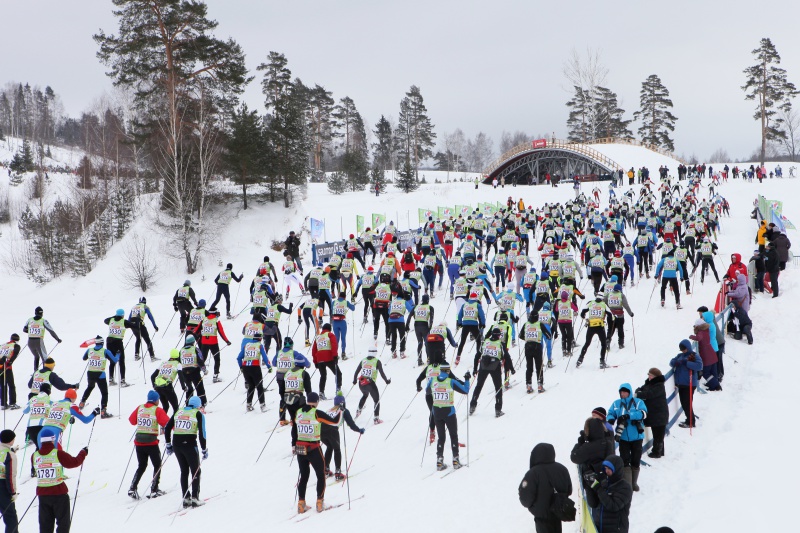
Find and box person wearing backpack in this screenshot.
[518,442,573,532]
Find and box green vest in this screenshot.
[43,399,72,431]
[200,316,218,337]
[414,304,431,322]
[0,448,8,479]
[461,302,479,322]
[264,305,281,323]
[242,322,263,341]
[252,290,269,308]
[296,407,321,443]
[173,408,199,435]
[522,322,543,343]
[188,307,205,326]
[155,360,180,387]
[136,405,159,436]
[482,339,503,360]
[26,317,45,339]
[108,317,126,340]
[284,369,305,393]
[30,370,51,393]
[242,341,262,366]
[358,357,379,382]
[34,448,64,488]
[431,377,455,408]
[179,346,200,369]
[0,342,15,360]
[27,393,50,426]
[130,303,147,320]
[176,285,191,299]
[218,269,233,285]
[332,299,349,318]
[275,348,295,375]
[86,346,107,373]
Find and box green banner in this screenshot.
[356,215,364,234]
[372,213,385,228]
[439,206,454,219]
[419,208,435,224]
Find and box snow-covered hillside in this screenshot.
[0,143,797,532]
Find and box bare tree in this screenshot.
[465,132,495,172]
[499,130,529,154]
[708,148,730,163]
[562,48,609,141]
[778,105,800,161]
[121,233,159,292]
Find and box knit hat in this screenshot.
[307,392,320,404]
[697,306,708,313]
[95,335,104,345]
[198,299,206,308]
[694,318,706,327]
[147,390,160,403]
[38,427,57,445]
[65,389,77,401]
[648,368,663,378]
[44,358,55,369]
[592,407,607,420]
[440,362,451,370]
[0,430,15,444]
[602,459,616,473]
[169,349,180,360]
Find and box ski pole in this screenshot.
[343,433,361,489]
[342,421,353,510]
[419,410,432,468]
[233,278,243,315]
[17,435,29,479]
[14,494,36,532]
[255,418,282,464]
[117,445,136,493]
[70,413,98,523]
[207,369,242,404]
[645,279,658,313]
[384,390,420,441]
[631,317,637,354]
[162,311,177,338]
[125,453,172,522]
[372,382,391,415]
[232,301,251,320]
[239,371,276,405]
[46,341,62,358]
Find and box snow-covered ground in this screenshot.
[589,143,684,173]
[0,143,797,532]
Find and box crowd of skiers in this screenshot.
[0,160,787,532]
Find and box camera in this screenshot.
[614,420,626,442]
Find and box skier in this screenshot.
[604,285,634,349]
[186,299,207,339]
[210,263,243,319]
[165,395,207,508]
[387,292,414,359]
[296,299,322,347]
[455,292,485,367]
[0,334,21,410]
[151,349,184,414]
[189,307,231,383]
[469,327,512,418]
[43,389,99,444]
[577,293,611,368]
[28,358,77,400]
[78,335,118,418]
[236,331,273,412]
[173,280,199,333]
[127,390,170,499]
[282,255,305,299]
[129,297,159,362]
[425,321,457,367]
[262,295,293,357]
[331,292,356,360]
[281,362,313,444]
[32,427,88,533]
[431,362,470,470]
[607,383,648,492]
[655,249,684,309]
[692,237,720,283]
[0,429,18,532]
[311,324,341,400]
[179,335,207,407]
[412,294,434,365]
[22,306,62,371]
[23,383,51,477]
[519,312,551,394]
[352,348,391,424]
[321,395,363,481]
[104,308,135,386]
[355,266,378,324]
[295,392,343,514]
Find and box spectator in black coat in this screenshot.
[518,442,573,533]
[635,368,668,459]
[749,249,765,293]
[285,231,301,263]
[764,241,780,298]
[586,455,632,533]
[571,418,615,489]
[772,231,791,270]
[730,300,753,344]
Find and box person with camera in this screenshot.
[635,368,668,458]
[670,340,703,428]
[570,417,615,490]
[518,442,573,533]
[584,455,633,533]
[606,383,647,492]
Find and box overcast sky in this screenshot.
[3,0,799,161]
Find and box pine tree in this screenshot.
[225,104,264,210]
[9,140,34,173]
[594,86,632,139]
[742,37,799,165]
[395,86,436,178]
[633,74,678,151]
[370,164,387,193]
[333,96,369,191]
[395,155,418,193]
[372,115,394,171]
[327,171,346,195]
[566,86,593,143]
[306,84,337,175]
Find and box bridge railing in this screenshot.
[483,138,622,176]
[589,136,687,164]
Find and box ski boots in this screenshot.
[576,358,584,368]
[148,489,166,499]
[191,497,205,508]
[526,384,534,394]
[469,405,476,415]
[538,384,545,393]
[134,354,141,361]
[454,355,461,366]
[109,379,117,386]
[212,375,222,383]
[325,469,334,478]
[246,404,254,412]
[78,401,85,410]
[495,410,505,418]
[676,303,683,309]
[417,358,424,367]
[319,392,328,401]
[316,499,324,512]
[305,339,311,347]
[341,352,348,361]
[399,352,406,359]
[334,471,346,481]
[619,342,625,349]
[661,300,665,307]
[8,404,19,410]
[453,457,462,470]
[150,356,159,362]
[183,497,193,509]
[260,404,267,412]
[547,360,554,368]
[355,409,362,418]
[373,417,383,425]
[392,351,398,359]
[279,420,291,426]
[436,456,447,471]
[121,380,131,388]
[600,361,609,369]
[226,314,233,320]
[128,488,140,500]
[504,382,511,391]
[101,409,114,419]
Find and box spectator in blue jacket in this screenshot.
[670,339,703,428]
[607,383,647,492]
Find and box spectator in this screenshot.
[591,406,614,435]
[725,272,750,312]
[585,455,632,533]
[755,220,767,253]
[635,368,668,458]
[729,300,753,345]
[669,340,702,428]
[606,384,647,492]
[518,442,572,533]
[764,241,780,298]
[570,418,614,488]
[772,230,792,271]
[724,253,748,281]
[690,319,721,391]
[749,249,765,293]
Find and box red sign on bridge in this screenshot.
[532,139,547,149]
